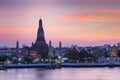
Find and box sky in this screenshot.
[0,0,120,47]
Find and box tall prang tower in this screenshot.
[35,19,46,45]
[32,18,48,58]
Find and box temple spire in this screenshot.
[36,18,46,43]
[32,18,48,58]
[39,18,42,27]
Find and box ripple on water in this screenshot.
[0,68,120,80]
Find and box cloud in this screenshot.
[102,9,120,15]
[57,15,120,23]
[0,26,36,40]
[0,0,120,47]
[0,0,119,9]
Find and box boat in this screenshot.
[0,65,7,70]
[108,62,114,68]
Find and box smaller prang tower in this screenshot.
[48,41,54,57]
[32,19,48,58]
[16,41,19,54]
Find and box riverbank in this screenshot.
[1,63,120,68]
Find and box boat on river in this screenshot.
[0,65,7,70]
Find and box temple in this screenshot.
[31,19,48,58]
[110,45,118,57]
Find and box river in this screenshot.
[0,68,119,80]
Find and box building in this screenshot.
[109,45,118,57]
[31,19,48,58]
[0,45,18,57]
[117,43,120,50]
[102,44,111,52]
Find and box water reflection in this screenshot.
[0,68,120,80]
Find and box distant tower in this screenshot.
[32,18,48,58]
[16,41,19,54]
[48,41,54,57]
[59,41,62,56]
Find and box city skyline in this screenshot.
[0,0,120,47]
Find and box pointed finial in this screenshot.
[39,16,42,22]
[49,40,52,47]
[39,16,42,27]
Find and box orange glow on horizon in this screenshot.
[0,0,120,47]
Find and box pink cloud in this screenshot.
[57,15,120,22]
[0,26,37,40]
[102,9,120,14]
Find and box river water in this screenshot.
[0,68,119,80]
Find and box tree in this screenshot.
[0,56,8,63]
[24,56,32,63]
[64,49,79,62]
[79,50,97,62]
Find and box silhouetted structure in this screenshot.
[16,41,19,54]
[59,41,62,56]
[48,41,54,57]
[31,19,48,58]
